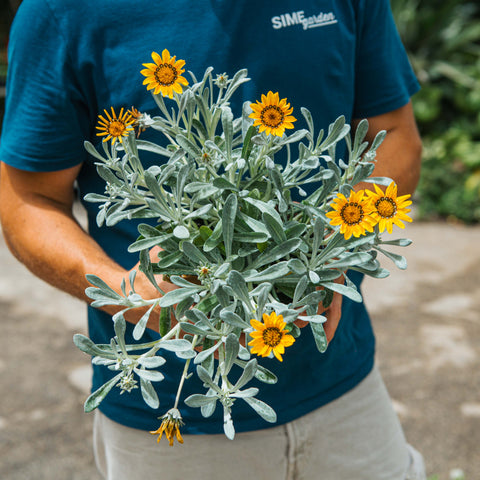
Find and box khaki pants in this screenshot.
[94,366,426,480]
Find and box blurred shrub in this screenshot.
[391,0,480,223]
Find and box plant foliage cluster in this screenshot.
[75,63,413,440]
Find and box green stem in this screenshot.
[173,334,198,409]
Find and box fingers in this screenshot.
[322,292,343,342]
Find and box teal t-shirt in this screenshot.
[1,0,419,434]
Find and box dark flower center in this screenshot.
[154,64,178,86]
[260,105,284,128]
[107,120,126,137]
[263,327,282,347]
[375,197,397,218]
[340,202,364,225]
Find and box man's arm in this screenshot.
[322,101,422,342]
[0,162,174,329]
[353,101,422,196]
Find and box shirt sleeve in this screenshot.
[353,0,420,119]
[0,0,90,172]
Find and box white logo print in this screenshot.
[271,10,338,31]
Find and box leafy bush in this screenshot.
[391,0,480,222]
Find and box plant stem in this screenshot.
[173,334,198,409]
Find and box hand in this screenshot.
[294,274,344,343]
[320,287,343,343]
[101,246,179,332]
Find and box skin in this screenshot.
[0,101,421,342]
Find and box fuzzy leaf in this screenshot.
[134,368,165,382]
[376,247,408,270]
[84,141,107,162]
[241,125,256,161]
[176,134,201,157]
[220,310,249,328]
[73,334,116,359]
[251,238,302,269]
[222,193,237,258]
[84,373,123,412]
[133,304,155,341]
[85,275,121,298]
[180,322,210,336]
[194,342,221,365]
[379,238,413,247]
[221,106,234,161]
[197,365,221,393]
[262,212,287,244]
[223,333,240,375]
[310,322,328,353]
[231,387,259,398]
[135,139,170,156]
[185,393,218,408]
[158,287,201,307]
[159,339,193,352]
[244,262,290,282]
[182,241,209,264]
[158,305,172,337]
[234,231,269,243]
[243,397,277,423]
[224,412,235,440]
[319,281,363,303]
[227,270,251,307]
[140,377,160,409]
[242,197,283,225]
[173,225,190,239]
[233,358,257,391]
[326,252,373,269]
[138,356,166,368]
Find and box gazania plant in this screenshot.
[74,49,414,444]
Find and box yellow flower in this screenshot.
[249,91,297,137]
[150,408,184,447]
[141,49,189,98]
[365,182,413,234]
[248,311,295,362]
[96,107,135,145]
[326,190,376,240]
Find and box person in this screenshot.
[0,0,426,479]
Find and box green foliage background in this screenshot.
[391,0,480,223]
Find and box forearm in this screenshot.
[354,102,422,196]
[1,194,127,302]
[0,162,171,330]
[1,195,173,330]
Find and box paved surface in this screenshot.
[0,208,479,480]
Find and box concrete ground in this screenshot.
[0,212,479,480]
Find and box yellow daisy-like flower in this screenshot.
[150,408,184,447]
[141,49,189,98]
[249,91,297,137]
[365,182,413,234]
[248,311,295,362]
[96,107,135,146]
[326,190,377,240]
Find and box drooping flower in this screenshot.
[128,106,155,137]
[249,91,297,137]
[96,107,135,145]
[150,408,184,447]
[248,311,295,362]
[365,182,413,234]
[141,49,189,98]
[326,190,376,240]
